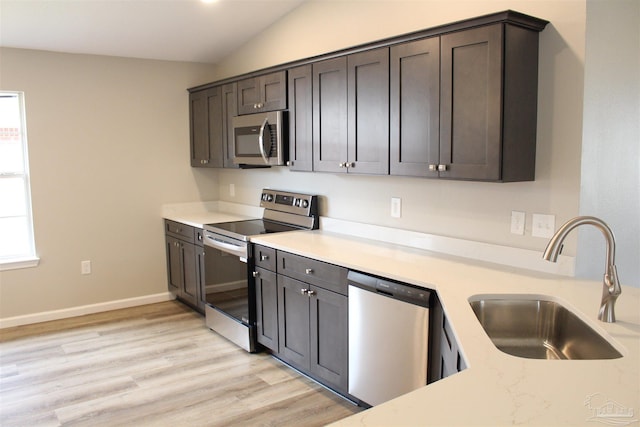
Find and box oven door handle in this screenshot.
[204,233,247,260]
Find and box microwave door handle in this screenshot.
[258,117,270,164]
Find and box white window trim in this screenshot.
[0,91,38,268]
[0,256,40,271]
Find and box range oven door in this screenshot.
[202,231,256,352]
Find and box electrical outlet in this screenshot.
[510,211,526,235]
[229,184,235,197]
[532,214,556,238]
[81,260,91,275]
[391,197,401,218]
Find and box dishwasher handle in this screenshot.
[347,270,432,307]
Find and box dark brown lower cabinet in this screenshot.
[165,220,201,310]
[253,244,349,396]
[255,266,279,352]
[429,295,466,382]
[277,275,348,394]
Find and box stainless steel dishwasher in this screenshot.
[348,270,432,406]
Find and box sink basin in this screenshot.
[469,296,622,360]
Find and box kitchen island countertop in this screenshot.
[251,229,640,427]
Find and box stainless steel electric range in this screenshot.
[202,189,318,352]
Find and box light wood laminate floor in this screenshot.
[0,301,362,426]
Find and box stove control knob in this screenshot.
[301,200,309,208]
[267,194,273,202]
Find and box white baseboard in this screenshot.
[0,292,176,329]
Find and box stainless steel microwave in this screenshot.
[232,111,287,167]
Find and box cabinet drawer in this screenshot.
[254,245,276,271]
[277,251,348,296]
[165,220,194,243]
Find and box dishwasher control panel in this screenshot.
[347,270,432,307]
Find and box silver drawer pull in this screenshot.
[260,255,269,261]
[252,271,259,278]
[305,268,313,274]
[307,290,316,297]
[301,288,308,295]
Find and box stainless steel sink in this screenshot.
[469,296,622,360]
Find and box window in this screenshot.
[0,92,38,269]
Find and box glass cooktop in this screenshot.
[204,219,302,241]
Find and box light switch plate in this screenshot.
[532,214,556,238]
[81,260,91,275]
[391,197,401,218]
[510,211,526,235]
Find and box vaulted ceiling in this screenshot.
[0,0,307,64]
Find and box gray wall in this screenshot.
[0,49,219,318]
[577,0,640,286]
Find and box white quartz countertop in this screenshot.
[161,201,262,228]
[251,230,640,427]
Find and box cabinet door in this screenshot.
[347,47,390,175]
[196,245,206,313]
[390,37,440,177]
[181,241,199,307]
[237,72,286,114]
[288,65,313,171]
[313,57,348,173]
[166,235,183,295]
[277,275,310,370]
[440,24,502,180]
[255,267,279,352]
[309,286,348,393]
[260,71,287,112]
[190,87,224,168]
[222,83,238,168]
[237,78,260,115]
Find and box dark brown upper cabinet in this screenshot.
[287,65,313,172]
[390,37,440,177]
[190,83,237,169]
[313,48,389,174]
[189,11,548,181]
[189,87,223,168]
[221,83,238,168]
[312,57,348,173]
[237,71,287,115]
[438,23,540,182]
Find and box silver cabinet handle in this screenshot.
[301,288,308,295]
[338,162,345,168]
[428,164,448,172]
[252,271,259,278]
[305,268,313,274]
[307,290,316,297]
[260,255,269,261]
[348,162,355,168]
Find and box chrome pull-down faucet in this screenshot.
[542,216,621,323]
